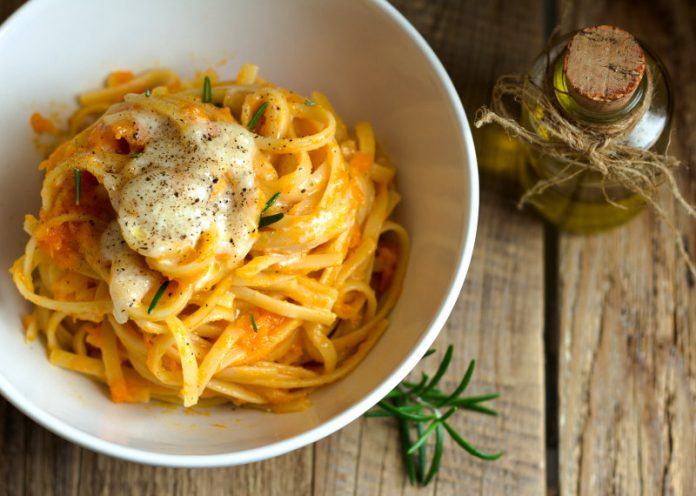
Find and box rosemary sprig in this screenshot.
[250,312,258,333]
[258,212,284,228]
[365,345,502,486]
[147,280,170,314]
[73,168,81,205]
[304,99,317,107]
[262,192,281,214]
[202,76,212,103]
[258,192,283,228]
[248,101,269,132]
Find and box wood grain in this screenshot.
[76,447,313,496]
[0,1,547,495]
[314,1,548,494]
[556,0,696,495]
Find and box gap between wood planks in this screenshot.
[542,0,561,494]
[544,224,561,496]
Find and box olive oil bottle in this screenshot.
[519,25,673,232]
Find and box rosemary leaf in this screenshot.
[420,345,454,395]
[73,169,81,205]
[396,396,417,486]
[147,280,170,314]
[423,423,445,485]
[422,348,437,358]
[415,413,427,483]
[248,101,269,132]
[378,400,435,422]
[405,372,429,395]
[442,421,503,461]
[262,192,281,214]
[259,212,284,228]
[251,312,258,333]
[436,359,476,407]
[383,389,405,399]
[363,409,391,418]
[450,393,501,406]
[456,403,498,416]
[202,76,212,103]
[406,408,456,455]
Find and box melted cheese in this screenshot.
[101,221,158,324]
[98,98,261,323]
[101,102,260,263]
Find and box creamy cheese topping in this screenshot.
[101,221,159,324]
[98,99,260,322]
[101,103,259,262]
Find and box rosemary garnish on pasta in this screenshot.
[147,280,170,314]
[262,192,281,213]
[366,345,502,486]
[248,101,269,132]
[202,76,212,103]
[250,313,258,333]
[304,99,317,106]
[259,193,283,228]
[73,169,81,205]
[258,212,284,228]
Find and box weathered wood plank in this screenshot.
[557,1,696,494]
[76,447,313,496]
[0,399,27,496]
[24,421,82,496]
[313,1,547,495]
[2,388,312,496]
[0,405,81,496]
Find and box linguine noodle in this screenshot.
[11,64,408,412]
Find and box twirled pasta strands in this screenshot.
[11,64,409,411]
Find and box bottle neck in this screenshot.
[552,52,647,125]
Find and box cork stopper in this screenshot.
[563,25,646,113]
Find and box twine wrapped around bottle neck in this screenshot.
[474,68,696,276]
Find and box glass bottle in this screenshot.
[519,25,673,232]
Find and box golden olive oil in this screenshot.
[518,26,673,232]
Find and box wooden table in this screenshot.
[1,1,695,494]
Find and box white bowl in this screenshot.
[0,0,478,467]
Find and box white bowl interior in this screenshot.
[0,0,477,466]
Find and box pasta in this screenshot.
[11,64,409,412]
